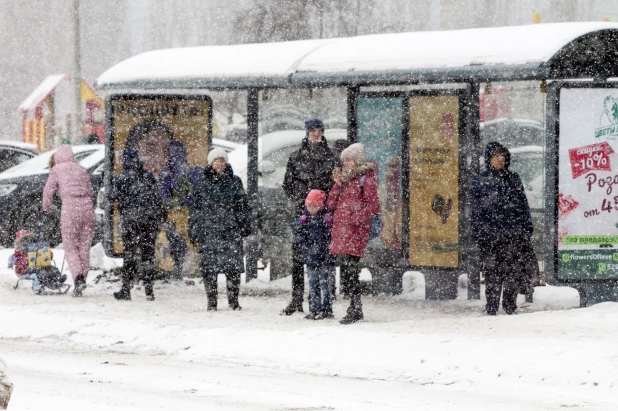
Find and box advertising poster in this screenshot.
[558,88,618,281]
[108,95,211,275]
[408,95,459,267]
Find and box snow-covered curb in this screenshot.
[1,295,615,393]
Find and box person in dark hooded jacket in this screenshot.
[280,118,338,315]
[470,142,533,315]
[110,148,167,301]
[189,148,250,311]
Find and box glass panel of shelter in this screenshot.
[357,91,461,270]
[357,96,404,253]
[479,81,546,261]
[256,88,348,279]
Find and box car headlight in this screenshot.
[0,184,17,197]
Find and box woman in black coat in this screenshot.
[110,147,167,301]
[470,142,533,315]
[189,148,250,311]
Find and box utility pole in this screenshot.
[71,0,82,144]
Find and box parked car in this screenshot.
[228,129,347,279]
[0,145,104,248]
[0,140,38,173]
[212,138,241,153]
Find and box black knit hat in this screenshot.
[304,118,324,132]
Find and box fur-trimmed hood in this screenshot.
[339,162,376,185]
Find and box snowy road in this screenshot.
[2,338,609,411]
[1,247,617,410]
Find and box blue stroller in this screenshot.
[11,220,69,295]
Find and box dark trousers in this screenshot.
[166,230,187,279]
[202,269,241,307]
[293,242,337,301]
[291,241,304,300]
[340,255,362,313]
[121,219,159,292]
[483,239,522,315]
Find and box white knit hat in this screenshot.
[207,147,228,165]
[340,143,365,164]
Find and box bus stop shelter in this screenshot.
[96,22,618,305]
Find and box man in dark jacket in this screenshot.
[281,118,338,315]
[470,142,533,315]
[110,148,167,301]
[189,148,250,311]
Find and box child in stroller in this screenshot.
[10,229,69,294]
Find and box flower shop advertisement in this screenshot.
[558,88,618,281]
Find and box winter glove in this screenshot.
[290,217,304,231]
[324,213,332,227]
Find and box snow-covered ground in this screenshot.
[1,246,617,410]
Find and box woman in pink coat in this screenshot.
[43,145,95,297]
[327,143,380,324]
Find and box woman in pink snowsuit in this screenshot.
[43,145,95,297]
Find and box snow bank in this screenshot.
[0,358,12,410]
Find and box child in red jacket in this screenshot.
[12,230,35,276]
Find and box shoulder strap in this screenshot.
[359,175,366,196]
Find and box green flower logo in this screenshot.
[599,263,607,271]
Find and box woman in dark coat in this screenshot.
[470,141,533,315]
[189,148,250,311]
[110,147,167,301]
[327,143,381,324]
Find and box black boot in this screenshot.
[73,274,87,297]
[281,295,303,315]
[228,292,241,310]
[144,283,155,301]
[207,293,217,311]
[113,282,132,301]
[204,275,218,311]
[321,308,334,319]
[227,275,242,310]
[304,311,319,320]
[340,295,363,325]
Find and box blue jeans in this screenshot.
[307,264,332,313]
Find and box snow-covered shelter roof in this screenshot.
[97,22,618,90]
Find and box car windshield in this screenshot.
[0,145,104,179]
[260,143,304,188]
[230,129,347,189]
